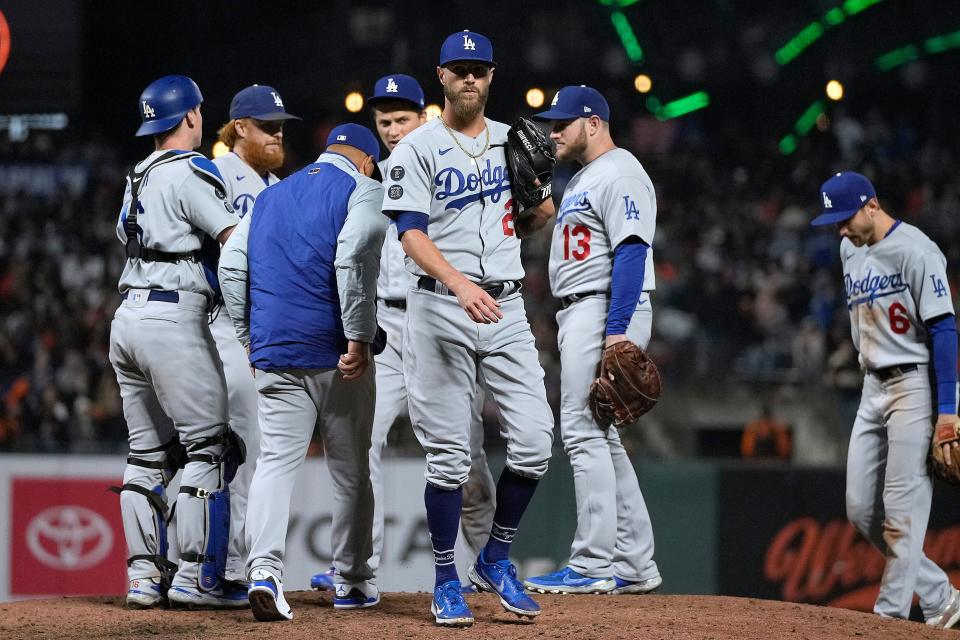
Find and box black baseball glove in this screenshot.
[506,116,556,210]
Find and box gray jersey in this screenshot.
[213,151,279,219]
[116,151,238,299]
[548,148,656,298]
[376,159,416,301]
[841,221,954,370]
[381,117,521,285]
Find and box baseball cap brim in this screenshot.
[533,109,580,121]
[441,56,497,68]
[366,95,423,110]
[810,208,860,227]
[241,111,302,121]
[135,114,186,137]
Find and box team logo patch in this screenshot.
[388,185,404,200]
[390,166,405,180]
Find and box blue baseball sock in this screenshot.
[425,483,462,587]
[483,468,539,562]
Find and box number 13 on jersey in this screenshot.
[562,224,591,261]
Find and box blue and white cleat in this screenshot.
[168,581,250,609]
[468,550,541,619]
[126,577,164,609]
[608,574,663,594]
[248,568,293,621]
[333,580,380,609]
[431,580,474,627]
[523,566,616,594]
[310,566,335,591]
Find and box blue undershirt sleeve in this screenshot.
[606,237,648,336]
[927,314,958,415]
[391,211,429,238]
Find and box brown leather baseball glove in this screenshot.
[589,341,662,429]
[930,416,960,484]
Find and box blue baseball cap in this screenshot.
[439,30,496,68]
[810,172,877,226]
[535,85,610,121]
[367,74,425,111]
[229,85,301,121]
[326,123,380,163]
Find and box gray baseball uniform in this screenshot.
[548,148,660,582]
[220,153,387,585]
[367,162,495,575]
[212,150,278,582]
[110,150,238,592]
[841,221,955,619]
[381,117,553,490]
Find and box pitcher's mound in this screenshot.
[0,591,954,639]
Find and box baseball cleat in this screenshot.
[248,568,293,621]
[431,580,474,627]
[333,580,381,609]
[310,566,335,591]
[523,566,616,594]
[468,550,541,618]
[126,577,164,609]
[608,574,663,595]
[927,587,960,629]
[168,581,250,609]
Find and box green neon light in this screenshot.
[658,92,710,119]
[924,30,960,54]
[874,45,918,71]
[610,11,644,63]
[597,0,641,6]
[775,0,887,66]
[779,134,798,155]
[645,96,662,112]
[795,101,825,136]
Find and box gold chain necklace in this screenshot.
[440,117,490,164]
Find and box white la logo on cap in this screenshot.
[142,101,155,118]
[337,134,347,141]
[463,34,476,50]
[270,91,284,108]
[385,78,399,93]
[551,92,559,106]
[822,192,833,208]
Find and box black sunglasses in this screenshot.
[446,63,490,78]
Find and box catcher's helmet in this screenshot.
[135,75,203,137]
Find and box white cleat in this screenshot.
[248,568,293,622]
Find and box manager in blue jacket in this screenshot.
[219,123,388,622]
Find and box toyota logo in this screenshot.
[26,506,113,571]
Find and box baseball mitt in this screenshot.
[589,341,661,429]
[506,116,556,210]
[930,416,960,484]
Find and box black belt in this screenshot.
[872,363,918,382]
[124,290,180,303]
[383,299,407,310]
[560,290,607,309]
[417,277,520,300]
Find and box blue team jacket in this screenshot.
[247,160,358,370]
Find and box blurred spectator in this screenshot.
[741,404,792,461]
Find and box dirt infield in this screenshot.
[1,591,957,640]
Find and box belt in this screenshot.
[124,290,180,303]
[871,363,919,382]
[560,290,607,310]
[383,299,407,310]
[417,276,520,300]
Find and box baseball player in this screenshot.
[111,75,247,609]
[219,124,387,621]
[810,172,960,628]
[380,30,556,626]
[309,73,497,592]
[522,86,662,595]
[212,84,299,586]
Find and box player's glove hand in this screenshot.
[588,341,661,429]
[506,116,556,210]
[930,414,960,484]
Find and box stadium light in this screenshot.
[825,80,844,101]
[658,92,710,119]
[633,74,652,93]
[345,92,364,113]
[526,88,545,109]
[610,10,644,63]
[425,104,442,120]
[775,0,887,66]
[212,141,230,158]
